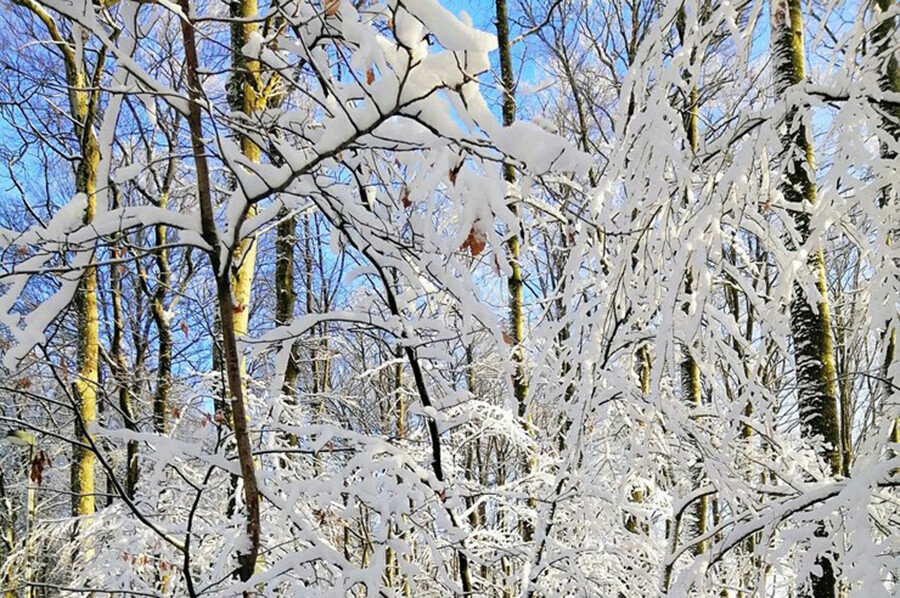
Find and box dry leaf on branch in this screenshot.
[400,184,411,208]
[460,227,487,256]
[449,159,464,186]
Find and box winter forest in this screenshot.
[0,0,897,594]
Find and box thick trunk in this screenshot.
[873,0,900,162]
[228,0,265,350]
[873,0,899,456]
[72,110,100,519]
[772,0,842,474]
[304,215,317,399]
[10,0,101,520]
[772,1,841,596]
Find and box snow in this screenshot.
[0,0,897,596]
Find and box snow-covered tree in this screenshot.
[0,0,896,596]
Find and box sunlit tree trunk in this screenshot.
[675,3,708,557]
[495,0,535,550]
[873,0,899,452]
[771,2,841,596]
[495,0,527,425]
[225,0,282,577]
[228,0,272,351]
[3,0,109,519]
[70,34,101,524]
[773,0,842,472]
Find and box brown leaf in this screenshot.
[15,377,31,390]
[180,320,189,336]
[366,68,375,85]
[502,329,514,346]
[448,160,463,186]
[171,406,181,419]
[30,451,51,486]
[324,0,339,16]
[460,227,487,257]
[400,184,411,208]
[233,303,245,314]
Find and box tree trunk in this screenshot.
[0,470,14,598]
[108,186,139,499]
[178,4,261,587]
[676,5,708,557]
[112,252,139,496]
[228,0,266,351]
[873,0,899,456]
[24,446,36,598]
[72,78,100,520]
[151,193,173,436]
[495,0,535,548]
[275,210,298,396]
[771,1,841,596]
